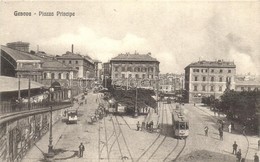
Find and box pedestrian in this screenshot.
[242,125,246,135]
[228,123,232,133]
[221,121,224,131]
[236,149,242,162]
[146,122,149,130]
[78,142,85,158]
[254,153,259,162]
[219,130,223,141]
[150,121,154,132]
[136,121,140,131]
[232,141,238,154]
[204,126,209,136]
[258,140,260,151]
[194,103,196,107]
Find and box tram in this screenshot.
[67,109,78,124]
[172,110,189,139]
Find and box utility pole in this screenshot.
[28,76,31,110]
[134,79,138,117]
[18,75,21,100]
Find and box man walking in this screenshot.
[78,142,85,158]
[219,129,223,141]
[204,126,209,136]
[136,121,140,131]
[254,153,259,162]
[258,139,260,151]
[236,149,242,162]
[232,141,238,154]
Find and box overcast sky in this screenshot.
[0,1,259,75]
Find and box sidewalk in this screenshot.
[143,107,159,132]
[195,103,260,161]
[21,93,85,162]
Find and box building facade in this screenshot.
[56,51,95,79]
[110,52,160,89]
[184,60,236,103]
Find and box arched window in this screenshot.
[58,73,62,79]
[66,73,70,79]
[51,73,55,79]
[43,73,47,79]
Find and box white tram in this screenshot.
[67,109,78,124]
[172,110,189,138]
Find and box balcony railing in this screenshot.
[0,100,72,115]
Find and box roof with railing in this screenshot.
[185,60,236,69]
[111,52,159,62]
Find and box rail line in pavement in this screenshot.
[135,103,163,162]
[146,103,167,161]
[115,116,134,161]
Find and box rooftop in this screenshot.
[58,51,94,64]
[1,45,43,61]
[0,76,44,92]
[42,60,77,71]
[185,60,236,69]
[110,52,159,62]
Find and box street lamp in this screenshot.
[47,106,54,158]
[134,79,138,117]
[155,76,159,114]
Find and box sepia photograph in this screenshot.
[0,1,259,162]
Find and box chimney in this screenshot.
[71,44,74,53]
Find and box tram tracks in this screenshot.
[98,115,133,162]
[136,102,187,162]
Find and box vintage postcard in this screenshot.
[0,1,259,162]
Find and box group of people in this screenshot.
[136,120,154,132]
[204,126,223,140]
[233,141,259,162]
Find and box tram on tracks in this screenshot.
[67,109,78,124]
[172,110,189,139]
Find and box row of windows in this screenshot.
[43,73,70,79]
[114,73,154,79]
[63,60,79,64]
[239,87,259,91]
[194,76,231,82]
[193,68,232,73]
[114,66,155,72]
[193,85,223,92]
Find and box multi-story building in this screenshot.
[110,52,160,89]
[56,50,95,79]
[184,60,236,103]
[1,43,79,100]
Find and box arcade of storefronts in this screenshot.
[0,108,66,162]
